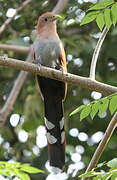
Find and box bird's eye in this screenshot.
[44,18,48,22]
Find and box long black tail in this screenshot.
[37,76,66,171]
[44,96,65,170]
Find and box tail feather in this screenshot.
[44,97,65,170]
[37,76,66,171]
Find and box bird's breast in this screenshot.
[34,39,60,68]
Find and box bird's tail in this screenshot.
[44,96,65,172]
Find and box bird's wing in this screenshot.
[58,43,67,100]
[59,42,67,72]
[32,45,44,100]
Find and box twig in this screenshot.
[81,111,117,180]
[0,44,29,54]
[0,0,32,35]
[52,0,69,13]
[89,27,108,80]
[0,56,117,95]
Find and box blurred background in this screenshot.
[0,0,117,179]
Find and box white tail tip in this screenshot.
[51,166,62,174]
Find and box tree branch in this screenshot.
[52,0,69,13]
[0,56,117,94]
[0,0,32,35]
[0,44,29,54]
[81,111,117,180]
[0,54,33,127]
[89,27,108,80]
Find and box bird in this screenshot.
[33,12,67,173]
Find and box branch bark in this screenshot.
[89,27,109,79]
[81,111,117,180]
[0,56,116,127]
[0,0,32,35]
[52,0,69,13]
[0,44,29,54]
[0,56,117,94]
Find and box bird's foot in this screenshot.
[55,65,66,76]
[37,62,42,71]
[36,56,42,71]
[60,66,66,76]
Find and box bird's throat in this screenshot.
[38,24,58,39]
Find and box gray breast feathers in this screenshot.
[34,39,61,68]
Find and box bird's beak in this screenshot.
[52,15,63,21]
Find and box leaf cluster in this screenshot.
[79,158,117,180]
[81,0,117,30]
[0,161,44,180]
[70,93,117,121]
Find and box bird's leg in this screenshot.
[55,61,65,76]
[59,65,66,76]
[37,62,42,71]
[37,56,42,71]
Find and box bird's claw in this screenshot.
[60,66,65,76]
[37,62,42,71]
[35,56,42,71]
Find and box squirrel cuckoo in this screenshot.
[33,12,67,173]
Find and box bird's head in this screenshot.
[37,12,62,34]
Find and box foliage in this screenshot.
[81,0,117,30]
[79,158,117,179]
[70,93,117,121]
[0,161,43,180]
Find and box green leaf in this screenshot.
[111,173,117,180]
[79,171,96,178]
[90,101,100,119]
[0,169,11,177]
[6,162,21,168]
[88,0,114,11]
[13,170,31,180]
[6,167,15,175]
[104,9,112,29]
[80,12,99,26]
[107,158,117,169]
[0,161,8,165]
[79,171,102,178]
[92,173,112,180]
[18,172,31,180]
[70,105,85,116]
[109,95,117,115]
[105,174,112,180]
[96,13,105,31]
[99,98,109,115]
[111,3,117,25]
[92,177,99,180]
[20,165,44,174]
[96,161,106,168]
[80,105,91,121]
[101,173,112,180]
